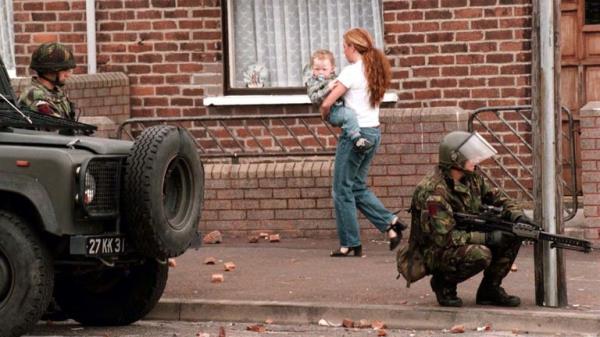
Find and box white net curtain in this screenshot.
[0,0,14,76]
[229,0,383,88]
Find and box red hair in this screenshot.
[343,28,391,107]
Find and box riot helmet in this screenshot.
[30,42,76,74]
[438,131,497,170]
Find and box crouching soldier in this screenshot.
[18,42,76,120]
[402,131,532,307]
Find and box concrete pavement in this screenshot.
[148,237,600,335]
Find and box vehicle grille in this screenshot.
[83,157,123,217]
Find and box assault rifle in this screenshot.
[454,205,594,253]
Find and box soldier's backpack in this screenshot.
[396,244,427,287]
[396,205,428,287]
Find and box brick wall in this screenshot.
[10,0,537,196]
[383,0,532,110]
[14,0,595,240]
[11,73,130,137]
[579,102,600,240]
[13,0,533,118]
[13,1,88,75]
[199,107,467,238]
[13,0,221,119]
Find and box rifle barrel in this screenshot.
[454,212,593,253]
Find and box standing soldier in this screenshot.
[18,42,76,120]
[406,131,533,307]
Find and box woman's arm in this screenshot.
[319,82,347,120]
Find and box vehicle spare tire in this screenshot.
[124,125,204,258]
[0,211,53,337]
[54,258,168,326]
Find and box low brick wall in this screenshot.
[199,107,468,239]
[11,72,130,138]
[579,102,600,240]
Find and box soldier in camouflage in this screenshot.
[408,131,532,307]
[18,42,76,120]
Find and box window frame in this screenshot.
[222,1,304,95]
[0,0,15,77]
[221,0,386,96]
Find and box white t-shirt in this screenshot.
[336,59,379,128]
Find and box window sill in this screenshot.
[203,92,398,106]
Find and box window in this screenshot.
[586,0,600,25]
[225,0,384,93]
[0,0,15,77]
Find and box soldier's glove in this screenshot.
[469,231,487,245]
[485,230,517,247]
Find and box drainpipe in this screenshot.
[85,0,96,74]
[540,0,558,307]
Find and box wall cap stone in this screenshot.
[79,116,115,127]
[580,101,600,117]
[380,107,468,123]
[79,116,119,138]
[205,159,335,179]
[11,72,129,92]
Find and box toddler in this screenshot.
[306,49,373,153]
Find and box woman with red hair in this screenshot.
[320,28,405,257]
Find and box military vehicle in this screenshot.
[0,58,204,337]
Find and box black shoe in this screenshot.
[353,137,374,153]
[330,245,363,257]
[387,219,407,251]
[476,284,520,307]
[430,275,463,307]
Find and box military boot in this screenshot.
[430,275,463,307]
[476,279,520,307]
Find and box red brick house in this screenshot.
[4,0,600,240]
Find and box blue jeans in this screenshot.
[332,127,396,247]
[328,105,361,141]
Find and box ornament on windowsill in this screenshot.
[243,63,268,88]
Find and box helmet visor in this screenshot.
[457,132,497,165]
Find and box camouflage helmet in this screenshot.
[30,42,76,73]
[438,131,497,170]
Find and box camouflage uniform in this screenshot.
[411,167,524,284]
[306,74,338,107]
[406,130,525,307]
[18,77,73,120]
[18,42,76,120]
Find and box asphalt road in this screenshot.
[26,320,586,337]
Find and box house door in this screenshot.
[559,0,600,195]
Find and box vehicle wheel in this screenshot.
[124,125,204,258]
[0,211,53,337]
[54,258,168,326]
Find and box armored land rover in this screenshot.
[0,58,204,337]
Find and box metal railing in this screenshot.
[116,113,338,163]
[118,107,579,221]
[468,105,579,221]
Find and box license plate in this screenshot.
[85,235,125,255]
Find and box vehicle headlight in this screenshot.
[83,172,96,205]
